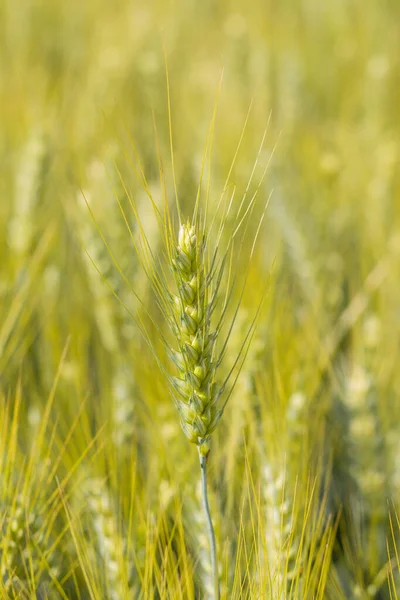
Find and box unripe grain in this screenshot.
[170,223,222,456]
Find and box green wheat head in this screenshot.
[169,222,223,455]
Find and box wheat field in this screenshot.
[1,0,400,598]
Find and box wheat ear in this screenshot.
[170,223,222,457]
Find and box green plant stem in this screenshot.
[199,451,220,600]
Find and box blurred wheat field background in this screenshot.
[1,0,400,598]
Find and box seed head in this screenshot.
[169,223,222,456]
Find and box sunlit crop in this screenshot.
[1,1,400,598]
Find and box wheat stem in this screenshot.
[199,451,220,600]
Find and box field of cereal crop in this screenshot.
[1,1,400,597]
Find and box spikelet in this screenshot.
[169,223,223,456]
